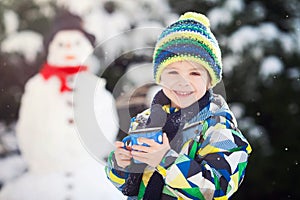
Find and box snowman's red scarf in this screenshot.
[40,63,88,93]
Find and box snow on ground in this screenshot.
[0,155,27,183]
[0,121,126,199]
[0,122,18,155]
[0,122,27,185]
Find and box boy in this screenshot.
[106,12,252,200]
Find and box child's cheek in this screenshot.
[160,78,176,88]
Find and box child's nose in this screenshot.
[178,82,190,87]
[177,77,190,87]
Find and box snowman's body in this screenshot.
[0,30,125,199]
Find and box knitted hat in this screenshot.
[44,10,96,55]
[153,12,222,87]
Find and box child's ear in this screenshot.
[206,80,212,90]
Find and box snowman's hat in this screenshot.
[44,10,96,54]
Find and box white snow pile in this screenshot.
[222,54,241,75]
[0,122,27,184]
[1,31,43,63]
[208,8,233,28]
[226,23,298,54]
[2,0,177,68]
[0,155,27,183]
[208,0,245,28]
[125,62,154,87]
[1,9,43,63]
[259,56,284,79]
[3,10,19,35]
[0,122,19,154]
[83,0,175,63]
[229,103,245,119]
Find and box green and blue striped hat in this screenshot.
[153,12,222,87]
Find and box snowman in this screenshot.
[0,12,125,199]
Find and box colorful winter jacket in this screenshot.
[105,94,252,199]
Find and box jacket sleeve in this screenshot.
[155,117,252,200]
[105,151,129,191]
[105,109,151,195]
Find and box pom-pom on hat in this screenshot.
[153,12,222,88]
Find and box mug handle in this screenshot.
[122,136,131,150]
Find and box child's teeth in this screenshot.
[176,91,192,95]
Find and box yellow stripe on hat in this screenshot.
[179,12,210,28]
[153,11,223,89]
[154,31,222,65]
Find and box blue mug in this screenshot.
[122,127,163,163]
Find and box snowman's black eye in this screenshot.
[58,42,63,47]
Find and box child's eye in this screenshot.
[190,72,201,76]
[168,71,178,75]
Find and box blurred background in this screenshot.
[0,0,299,199]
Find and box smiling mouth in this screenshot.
[174,90,194,97]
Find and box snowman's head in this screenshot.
[47,30,94,67]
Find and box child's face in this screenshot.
[160,61,211,109]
